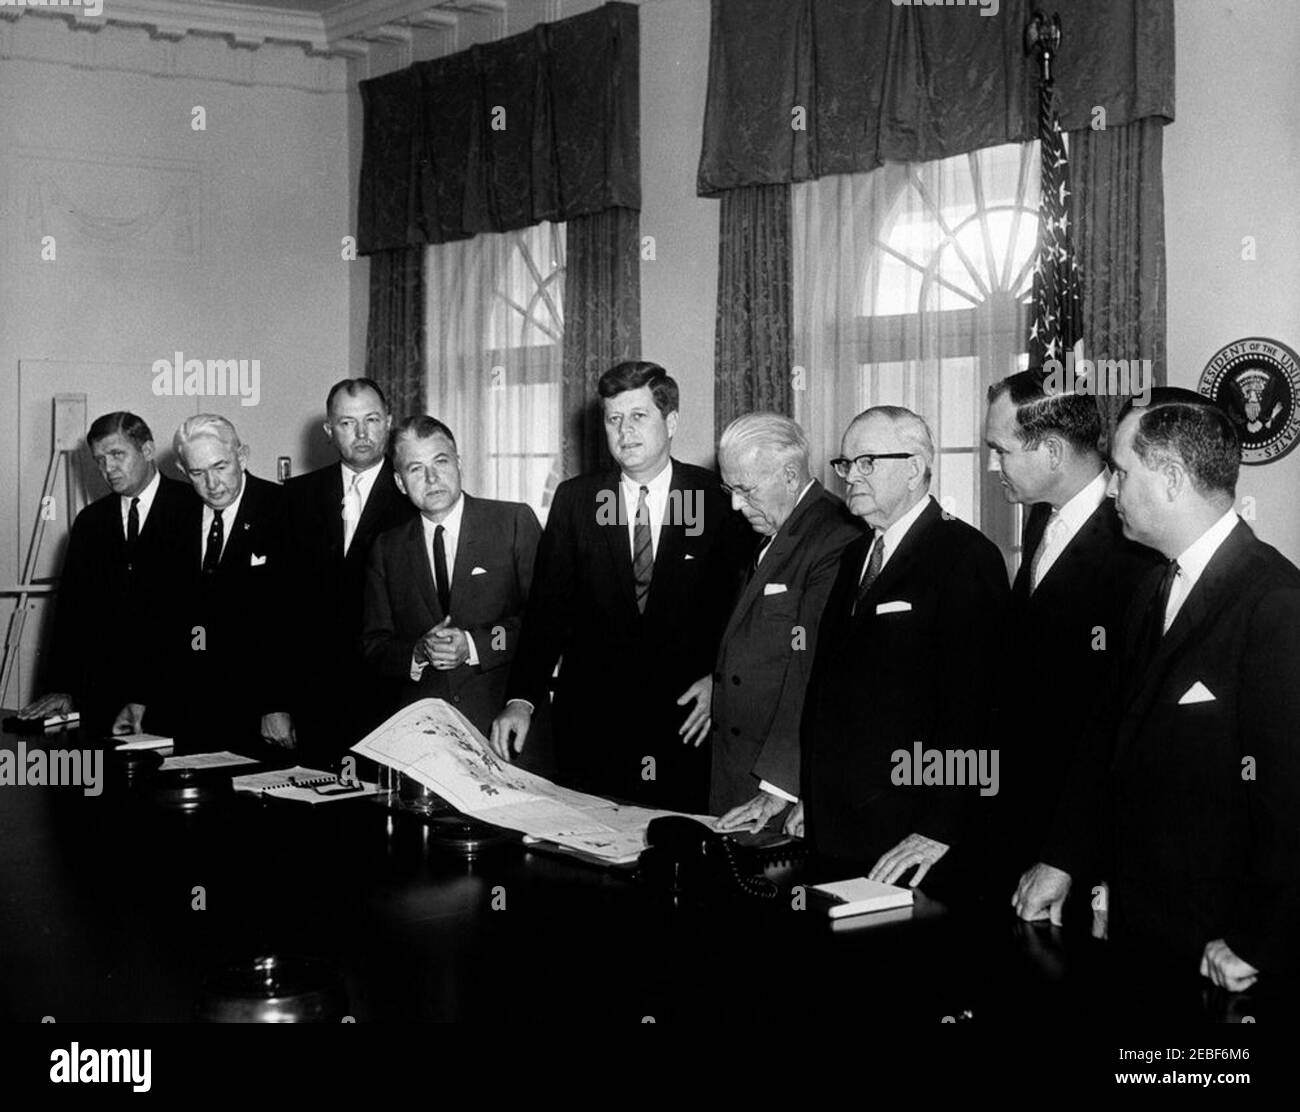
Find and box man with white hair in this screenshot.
[709,413,862,821]
[118,414,292,755]
[798,405,1009,903]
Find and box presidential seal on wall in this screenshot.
[1198,337,1300,465]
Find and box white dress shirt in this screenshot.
[1164,508,1239,633]
[1030,469,1109,590]
[621,459,674,560]
[411,494,479,676]
[201,477,246,566]
[859,491,933,582]
[120,468,161,536]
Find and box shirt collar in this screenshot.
[1174,507,1239,588]
[878,492,931,553]
[205,474,246,527]
[124,468,161,516]
[421,492,466,542]
[620,459,673,500]
[1054,469,1109,534]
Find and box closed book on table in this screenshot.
[808,877,914,919]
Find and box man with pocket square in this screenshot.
[709,413,862,822]
[124,414,292,755]
[360,416,541,738]
[799,406,1010,902]
[1015,388,1300,990]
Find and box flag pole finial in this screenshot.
[1025,11,1063,84]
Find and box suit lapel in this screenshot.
[644,462,688,626]
[450,493,479,599]
[1031,498,1108,601]
[1013,502,1052,598]
[1115,520,1254,758]
[853,497,940,617]
[720,482,825,646]
[324,466,346,558]
[219,477,259,576]
[407,515,443,621]
[350,461,398,561]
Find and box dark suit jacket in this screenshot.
[361,494,541,738]
[709,482,863,814]
[43,474,195,735]
[1044,519,1300,975]
[1004,495,1161,869]
[282,460,416,759]
[801,497,1010,898]
[505,459,750,812]
[153,474,288,753]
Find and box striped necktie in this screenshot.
[632,485,653,613]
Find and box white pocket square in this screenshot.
[684,553,696,560]
[763,583,788,596]
[875,600,911,615]
[471,566,487,576]
[250,553,267,567]
[1178,681,1215,705]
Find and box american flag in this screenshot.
[1027,81,1084,367]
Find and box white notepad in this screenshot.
[809,877,915,919]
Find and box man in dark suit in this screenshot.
[799,406,1009,902]
[131,414,291,755]
[708,413,862,821]
[489,361,748,812]
[984,371,1160,877]
[361,416,541,738]
[18,411,193,738]
[1016,389,1300,990]
[282,378,415,765]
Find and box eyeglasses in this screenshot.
[719,481,760,502]
[829,452,914,479]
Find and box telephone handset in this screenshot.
[640,816,778,899]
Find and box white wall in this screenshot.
[1164,0,1300,563]
[0,18,351,705]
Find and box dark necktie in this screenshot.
[125,497,140,567]
[433,524,451,616]
[1136,558,1180,671]
[632,485,653,613]
[202,509,224,574]
[851,534,885,616]
[747,535,774,585]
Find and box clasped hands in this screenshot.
[416,616,470,672]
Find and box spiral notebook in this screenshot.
[232,766,378,804]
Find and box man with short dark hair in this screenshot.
[1016,388,1300,990]
[282,378,415,765]
[490,361,748,811]
[984,371,1160,876]
[361,417,540,737]
[19,412,193,738]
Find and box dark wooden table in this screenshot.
[0,717,1276,1027]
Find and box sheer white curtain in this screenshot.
[792,143,1039,558]
[425,221,565,522]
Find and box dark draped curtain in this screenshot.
[364,246,425,416]
[714,186,793,436]
[701,0,1174,442]
[563,208,643,475]
[357,3,639,251]
[1069,119,1168,444]
[357,3,640,447]
[697,0,1174,194]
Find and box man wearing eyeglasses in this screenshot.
[710,413,862,823]
[798,406,1010,902]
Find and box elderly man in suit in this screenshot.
[984,371,1160,877]
[1015,388,1300,991]
[361,416,541,737]
[282,378,415,765]
[799,405,1009,901]
[126,414,290,754]
[19,411,193,738]
[490,361,748,812]
[709,413,862,823]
